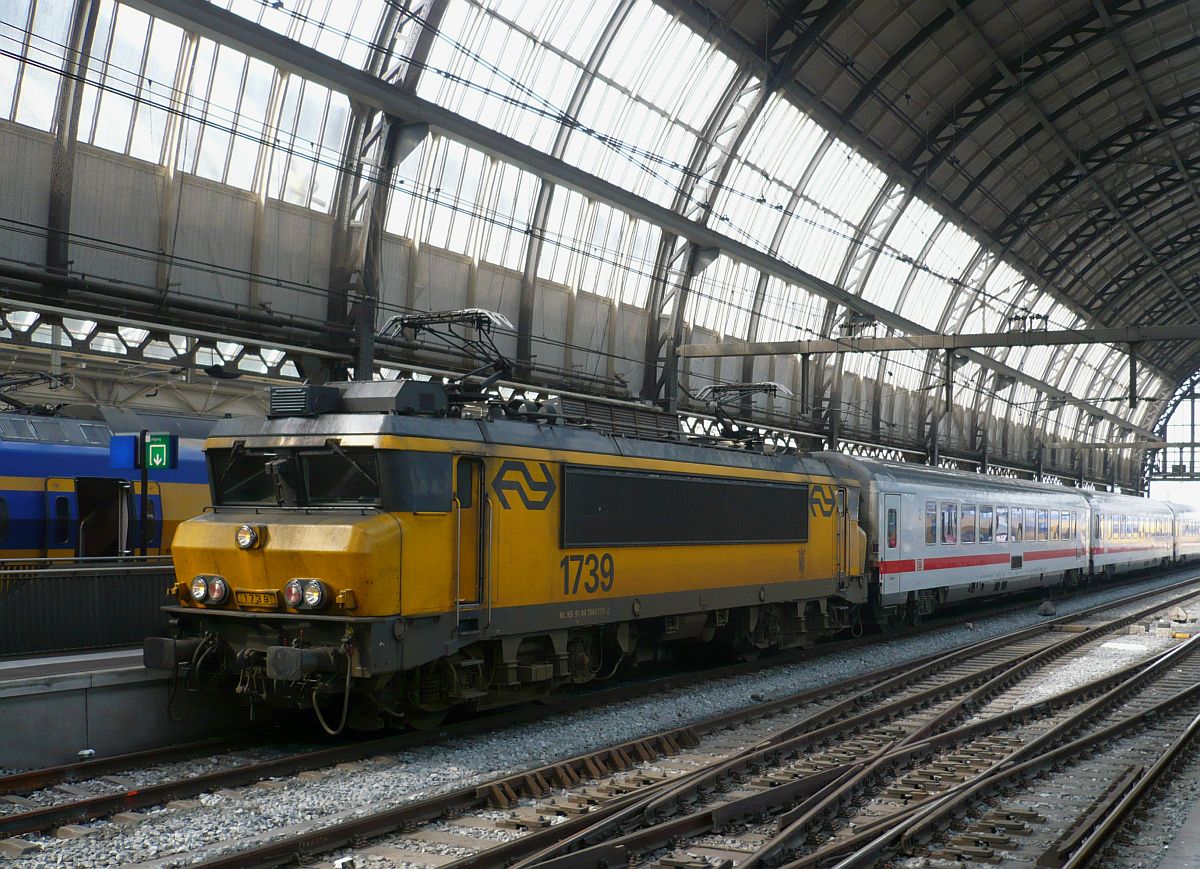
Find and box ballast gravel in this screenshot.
[8,571,1200,868]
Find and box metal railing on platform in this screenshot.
[0,557,176,658]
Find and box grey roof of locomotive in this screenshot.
[208,411,839,480]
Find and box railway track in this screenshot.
[3,573,1199,865]
[5,568,1173,843]
[0,607,1019,839]
[152,578,1200,868]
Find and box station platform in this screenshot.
[0,647,252,769]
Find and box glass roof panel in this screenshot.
[963,262,1028,333]
[774,141,888,284]
[755,277,827,343]
[862,198,941,317]
[206,0,388,69]
[418,0,587,150]
[482,0,620,57]
[531,185,662,308]
[712,97,825,248]
[561,1,736,208]
[686,257,755,337]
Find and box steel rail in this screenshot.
[0,616,998,837]
[828,645,1200,868]
[505,585,1200,869]
[5,571,1195,859]
[5,567,1159,827]
[191,576,1200,869]
[774,633,1200,867]
[736,591,1200,869]
[1060,710,1200,868]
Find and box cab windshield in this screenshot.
[206,445,453,511]
[209,445,380,507]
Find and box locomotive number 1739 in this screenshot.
[560,553,615,595]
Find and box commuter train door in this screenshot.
[75,477,131,557]
[454,457,485,608]
[131,481,163,555]
[882,493,906,590]
[43,478,77,557]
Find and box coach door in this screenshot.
[883,493,905,587]
[454,458,486,620]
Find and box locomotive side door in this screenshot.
[836,487,849,579]
[883,493,906,591]
[454,457,485,609]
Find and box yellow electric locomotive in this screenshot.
[145,379,867,731]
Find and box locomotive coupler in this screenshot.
[265,645,341,681]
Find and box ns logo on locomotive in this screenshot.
[144,379,1200,733]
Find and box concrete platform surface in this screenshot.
[0,651,254,769]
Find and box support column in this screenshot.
[46,0,100,277]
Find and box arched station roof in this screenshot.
[0,0,1197,485]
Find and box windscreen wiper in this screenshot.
[323,438,378,487]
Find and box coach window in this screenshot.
[961,505,976,543]
[54,496,69,545]
[886,508,898,548]
[1037,509,1049,541]
[1071,513,1077,540]
[1026,508,1037,541]
[925,501,937,545]
[979,506,993,543]
[940,502,958,544]
[1013,508,1024,542]
[1050,510,1060,540]
[995,507,1009,543]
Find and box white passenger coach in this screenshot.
[819,453,1193,621]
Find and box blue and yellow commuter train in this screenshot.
[143,379,1200,732]
[0,408,210,559]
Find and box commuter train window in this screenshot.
[1012,507,1024,542]
[1037,509,1049,541]
[1049,510,1060,541]
[940,502,958,544]
[995,507,1009,543]
[886,509,898,549]
[925,501,937,546]
[979,506,993,543]
[54,496,69,544]
[961,505,976,544]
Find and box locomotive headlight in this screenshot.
[206,576,229,605]
[190,576,209,602]
[235,524,261,550]
[302,579,326,609]
[283,579,304,608]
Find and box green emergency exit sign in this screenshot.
[144,433,179,469]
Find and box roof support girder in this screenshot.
[678,324,1200,357]
[942,0,1200,323]
[906,0,1184,181]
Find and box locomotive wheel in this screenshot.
[404,706,449,730]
